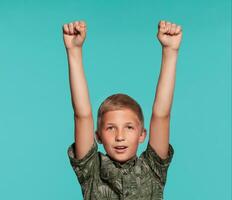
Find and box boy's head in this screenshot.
[95,93,147,163]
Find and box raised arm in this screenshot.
[149,20,182,159]
[63,20,94,159]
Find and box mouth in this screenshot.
[114,146,128,153]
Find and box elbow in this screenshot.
[74,111,93,119]
[151,111,171,118]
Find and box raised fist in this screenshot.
[62,20,87,49]
[157,20,182,51]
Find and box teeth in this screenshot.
[115,146,126,149]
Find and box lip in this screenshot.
[114,146,128,153]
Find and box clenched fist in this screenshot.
[62,20,87,49]
[157,20,182,51]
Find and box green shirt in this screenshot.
[67,139,174,200]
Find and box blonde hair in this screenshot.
[97,93,144,132]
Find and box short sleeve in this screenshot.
[142,142,174,186]
[67,139,98,184]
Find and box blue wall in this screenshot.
[0,0,231,199]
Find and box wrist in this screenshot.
[162,47,179,56]
[66,47,83,57]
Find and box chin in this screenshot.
[116,157,129,163]
[110,153,135,163]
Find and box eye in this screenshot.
[127,126,134,130]
[107,126,114,130]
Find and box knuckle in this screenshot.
[63,24,68,31]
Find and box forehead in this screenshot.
[102,109,140,125]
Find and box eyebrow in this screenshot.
[106,122,134,125]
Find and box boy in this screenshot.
[63,20,182,200]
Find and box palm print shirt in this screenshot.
[67,139,174,200]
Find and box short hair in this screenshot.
[97,93,144,132]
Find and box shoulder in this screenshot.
[67,139,99,165]
[139,142,174,167]
[138,142,175,186]
[67,139,100,184]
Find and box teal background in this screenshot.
[0,0,231,199]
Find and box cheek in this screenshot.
[101,132,114,143]
[127,133,140,144]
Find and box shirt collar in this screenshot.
[99,154,138,194]
[108,154,138,169]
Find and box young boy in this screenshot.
[63,20,182,200]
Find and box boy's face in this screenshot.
[96,108,146,163]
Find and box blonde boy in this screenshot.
[63,20,182,200]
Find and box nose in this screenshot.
[115,130,125,142]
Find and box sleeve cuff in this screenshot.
[147,143,174,167]
[67,139,98,166]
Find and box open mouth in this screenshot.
[114,146,128,153]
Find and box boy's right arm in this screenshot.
[63,20,94,160]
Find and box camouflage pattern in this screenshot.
[67,139,174,200]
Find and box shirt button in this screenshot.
[123,171,127,175]
[124,191,129,197]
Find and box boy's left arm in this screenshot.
[149,20,183,159]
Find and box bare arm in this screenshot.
[149,20,182,159]
[63,21,94,159]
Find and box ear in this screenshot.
[95,130,102,144]
[139,128,147,143]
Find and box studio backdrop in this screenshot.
[0,0,231,200]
